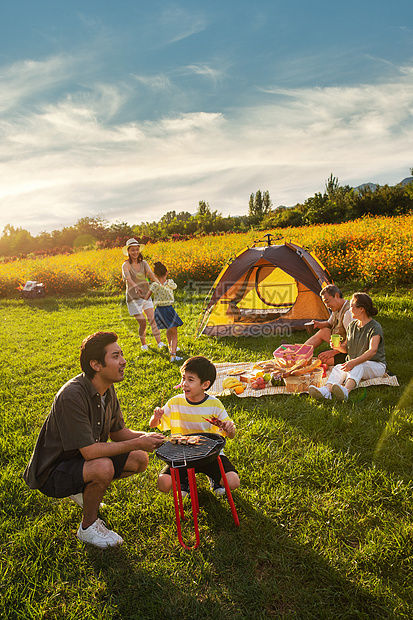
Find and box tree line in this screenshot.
[1,173,412,260]
[262,173,413,229]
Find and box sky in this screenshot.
[1,0,413,235]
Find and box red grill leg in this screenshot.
[187,468,199,515]
[170,467,200,550]
[170,468,185,520]
[217,456,240,527]
[170,458,240,550]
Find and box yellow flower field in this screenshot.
[0,214,412,297]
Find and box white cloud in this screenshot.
[0,56,78,113]
[182,64,223,84]
[1,61,413,233]
[157,5,208,44]
[132,73,173,91]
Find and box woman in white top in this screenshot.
[121,239,166,351]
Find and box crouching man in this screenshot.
[23,331,165,549]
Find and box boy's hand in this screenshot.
[153,407,164,420]
[221,420,236,437]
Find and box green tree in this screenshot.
[160,211,177,226]
[197,200,210,217]
[107,220,134,240]
[263,190,272,213]
[36,230,54,251]
[75,215,108,240]
[248,193,254,216]
[302,175,351,225]
[0,225,35,256]
[249,190,272,224]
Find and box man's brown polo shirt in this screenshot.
[23,373,125,489]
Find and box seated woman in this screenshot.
[309,292,386,401]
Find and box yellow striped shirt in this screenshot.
[157,394,230,436]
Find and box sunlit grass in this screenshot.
[1,290,413,618]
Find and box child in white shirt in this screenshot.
[147,262,183,362]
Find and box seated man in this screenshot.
[23,331,165,548]
[304,284,352,366]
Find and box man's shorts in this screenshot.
[159,454,237,485]
[39,453,130,498]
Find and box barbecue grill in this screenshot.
[156,432,240,549]
[156,433,225,469]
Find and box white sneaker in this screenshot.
[76,519,123,548]
[209,477,226,496]
[69,493,106,509]
[158,341,167,349]
[69,493,84,507]
[141,344,149,351]
[308,385,332,400]
[170,355,183,362]
[179,481,190,498]
[332,384,349,401]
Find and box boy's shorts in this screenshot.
[39,453,130,498]
[159,454,237,485]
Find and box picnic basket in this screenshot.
[283,368,324,393]
[273,344,313,368]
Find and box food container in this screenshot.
[273,344,313,368]
[283,368,324,393]
[239,373,256,384]
[240,371,270,386]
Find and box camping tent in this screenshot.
[197,238,332,337]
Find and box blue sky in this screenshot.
[1,1,413,234]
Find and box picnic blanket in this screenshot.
[209,361,399,398]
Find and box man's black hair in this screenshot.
[80,331,118,379]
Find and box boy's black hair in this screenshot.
[153,261,167,277]
[180,356,216,389]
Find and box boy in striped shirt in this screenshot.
[150,356,240,497]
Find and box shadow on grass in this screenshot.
[12,292,123,313]
[86,488,394,620]
[234,383,413,484]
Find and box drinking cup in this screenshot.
[304,321,315,334]
[331,334,343,348]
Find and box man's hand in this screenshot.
[318,350,335,364]
[134,432,165,452]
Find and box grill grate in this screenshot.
[156,434,224,468]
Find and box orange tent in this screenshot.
[197,237,331,337]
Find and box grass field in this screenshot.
[1,286,413,619]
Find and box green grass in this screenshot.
[1,287,413,619]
